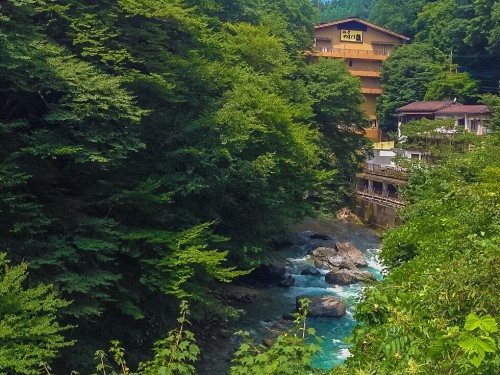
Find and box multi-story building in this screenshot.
[312,17,409,130]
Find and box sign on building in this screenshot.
[341,30,363,43]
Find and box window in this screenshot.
[470,119,478,132]
[457,118,465,126]
[411,153,420,159]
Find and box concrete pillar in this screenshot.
[368,180,373,194]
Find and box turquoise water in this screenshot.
[199,220,382,374]
[235,220,383,371]
[284,246,383,370]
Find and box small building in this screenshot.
[397,101,492,135]
[396,100,456,130]
[312,18,409,130]
[434,105,491,135]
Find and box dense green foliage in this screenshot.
[339,134,500,374]
[3,0,500,373]
[377,43,478,132]
[230,299,322,374]
[397,118,479,162]
[0,253,71,374]
[0,0,369,370]
[372,0,500,131]
[317,0,376,23]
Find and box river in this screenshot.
[199,218,383,373]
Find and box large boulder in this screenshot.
[296,295,346,318]
[325,269,376,286]
[238,262,287,287]
[308,242,368,271]
[335,242,368,267]
[309,247,356,271]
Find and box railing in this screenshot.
[357,191,405,208]
[364,163,408,180]
[315,47,390,56]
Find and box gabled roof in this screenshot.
[315,17,410,41]
[396,101,456,113]
[435,105,491,115]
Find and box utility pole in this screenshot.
[449,48,453,72]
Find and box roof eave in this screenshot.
[315,17,410,41]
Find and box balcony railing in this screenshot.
[357,191,405,208]
[315,47,390,56]
[364,163,408,180]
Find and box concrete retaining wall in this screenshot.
[353,196,401,229]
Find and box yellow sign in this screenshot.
[341,30,363,43]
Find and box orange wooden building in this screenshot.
[312,18,409,135]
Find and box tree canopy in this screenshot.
[0,0,369,370]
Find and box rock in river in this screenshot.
[309,242,368,270]
[325,269,376,286]
[300,266,321,276]
[335,242,368,267]
[296,295,346,318]
[238,262,287,287]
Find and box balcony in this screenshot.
[363,163,408,180]
[356,191,405,208]
[361,87,383,94]
[314,47,389,61]
[350,70,381,77]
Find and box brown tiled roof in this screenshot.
[315,18,410,41]
[396,101,456,113]
[435,105,491,115]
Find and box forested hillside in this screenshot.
[317,0,376,23]
[2,0,500,374]
[0,0,369,371]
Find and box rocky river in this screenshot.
[199,218,383,374]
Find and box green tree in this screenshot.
[377,43,477,132]
[301,58,370,206]
[230,299,322,375]
[319,0,376,23]
[0,253,71,374]
[340,133,500,374]
[368,0,430,37]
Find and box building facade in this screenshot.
[313,18,409,129]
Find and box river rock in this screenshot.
[296,295,346,318]
[300,267,321,276]
[279,275,295,287]
[239,262,287,287]
[335,242,368,267]
[325,269,376,286]
[309,242,368,271]
[309,246,356,271]
[214,284,258,303]
[263,338,274,348]
[309,232,331,240]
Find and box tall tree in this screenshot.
[377,43,477,132]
